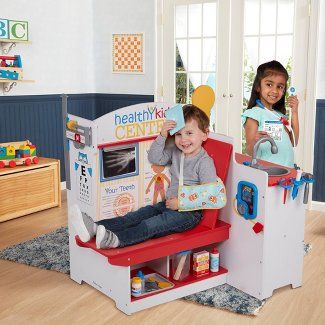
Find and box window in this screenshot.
[242,0,295,152]
[174,2,217,128]
[159,0,313,166]
[161,0,221,131]
[243,0,294,106]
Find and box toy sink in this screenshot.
[256,166,290,176]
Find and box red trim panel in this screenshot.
[98,136,158,149]
[235,153,297,187]
[129,265,228,301]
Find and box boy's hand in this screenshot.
[160,120,176,138]
[287,95,299,114]
[166,197,178,210]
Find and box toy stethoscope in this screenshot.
[256,99,290,126]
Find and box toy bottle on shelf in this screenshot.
[210,247,219,273]
[131,277,142,297]
[136,270,145,292]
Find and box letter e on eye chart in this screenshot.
[75,152,93,205]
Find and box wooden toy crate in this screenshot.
[0,158,61,222]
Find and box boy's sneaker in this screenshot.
[70,204,97,242]
[96,225,120,249]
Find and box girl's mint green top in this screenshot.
[242,106,294,167]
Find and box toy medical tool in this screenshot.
[236,181,258,220]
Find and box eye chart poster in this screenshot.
[75,152,93,205]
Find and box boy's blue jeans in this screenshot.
[96,201,202,247]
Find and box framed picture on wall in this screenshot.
[112,33,144,74]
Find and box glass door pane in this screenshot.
[174,1,217,129]
[242,0,295,153]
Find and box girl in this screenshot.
[242,60,299,168]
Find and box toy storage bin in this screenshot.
[172,250,191,281]
[0,157,61,222]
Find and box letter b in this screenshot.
[0,19,9,39]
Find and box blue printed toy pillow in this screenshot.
[178,178,227,211]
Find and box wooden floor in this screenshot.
[0,191,325,325]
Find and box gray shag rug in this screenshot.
[0,226,312,316]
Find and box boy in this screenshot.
[71,104,217,249]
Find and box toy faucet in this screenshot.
[251,136,278,168]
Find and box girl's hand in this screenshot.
[166,197,178,210]
[160,120,176,138]
[287,95,299,114]
[254,131,269,141]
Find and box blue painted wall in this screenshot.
[1,95,323,202]
[0,94,154,181]
[313,99,325,202]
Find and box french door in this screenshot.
[157,0,313,167]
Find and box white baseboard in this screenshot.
[310,201,325,212]
[61,181,66,191]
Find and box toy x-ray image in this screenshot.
[101,144,139,181]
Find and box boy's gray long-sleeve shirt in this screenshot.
[147,135,217,199]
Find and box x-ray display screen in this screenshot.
[101,144,138,180]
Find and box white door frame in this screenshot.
[305,0,321,209]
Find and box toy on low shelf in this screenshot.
[0,55,23,81]
[0,140,39,168]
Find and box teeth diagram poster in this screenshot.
[100,180,138,219]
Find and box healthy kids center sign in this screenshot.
[114,105,167,140]
[0,18,29,41]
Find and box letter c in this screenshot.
[11,23,26,39]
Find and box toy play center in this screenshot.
[64,89,312,315]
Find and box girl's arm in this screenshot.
[287,95,299,146]
[244,118,268,156]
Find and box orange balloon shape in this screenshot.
[192,85,215,117]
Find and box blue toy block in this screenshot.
[0,147,6,157]
[0,19,9,39]
[0,69,19,80]
[14,55,22,68]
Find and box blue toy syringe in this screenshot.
[292,168,303,200]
